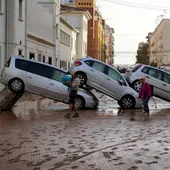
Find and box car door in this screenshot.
[161,72,170,101]
[86,61,106,92]
[46,68,68,102]
[144,67,164,97]
[103,66,126,99]
[26,61,49,96]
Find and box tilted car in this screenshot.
[124,63,170,102]
[69,57,142,109]
[0,56,99,110]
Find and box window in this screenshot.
[19,0,23,20]
[69,0,73,3]
[141,67,149,73]
[51,69,65,82]
[60,60,67,70]
[38,54,41,62]
[15,59,27,71]
[107,67,126,85]
[27,61,52,78]
[84,60,93,67]
[18,49,22,56]
[163,73,170,84]
[48,57,52,65]
[148,68,162,80]
[92,62,105,73]
[60,31,70,46]
[29,53,35,60]
[0,46,1,70]
[43,56,45,63]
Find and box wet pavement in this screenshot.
[0,93,170,170]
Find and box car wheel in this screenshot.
[132,80,141,92]
[8,78,24,93]
[75,72,87,85]
[75,96,85,110]
[119,95,135,109]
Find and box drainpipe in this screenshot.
[5,0,8,62]
[25,0,27,57]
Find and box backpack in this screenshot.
[62,74,72,87]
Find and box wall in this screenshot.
[27,0,54,44]
[62,13,88,58]
[0,0,5,72]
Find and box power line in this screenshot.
[98,0,170,11]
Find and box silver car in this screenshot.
[124,63,170,102]
[0,56,99,110]
[69,57,142,109]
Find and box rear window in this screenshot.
[141,67,149,73]
[84,60,93,67]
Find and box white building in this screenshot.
[59,17,79,70]
[150,19,170,67]
[60,5,91,61]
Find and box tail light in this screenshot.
[74,61,82,66]
[132,64,142,72]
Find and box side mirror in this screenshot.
[118,79,124,86]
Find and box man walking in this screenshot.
[65,72,80,118]
[138,77,152,118]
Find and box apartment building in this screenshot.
[0,0,57,72]
[64,0,106,62]
[59,17,79,70]
[60,5,91,60]
[150,19,170,67]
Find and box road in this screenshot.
[0,93,170,170]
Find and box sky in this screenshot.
[96,0,170,65]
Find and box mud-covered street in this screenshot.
[0,93,170,170]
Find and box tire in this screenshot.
[75,96,85,110]
[75,72,87,86]
[132,80,141,92]
[119,95,135,109]
[8,78,24,93]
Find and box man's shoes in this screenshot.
[72,113,79,118]
[65,113,70,119]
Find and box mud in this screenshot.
[0,94,170,170]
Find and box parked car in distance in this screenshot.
[69,57,142,109]
[124,63,170,102]
[0,56,99,110]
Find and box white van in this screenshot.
[0,56,98,110]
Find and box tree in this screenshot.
[136,43,149,64]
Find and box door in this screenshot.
[161,72,170,101]
[46,68,68,102]
[87,61,106,92]
[26,61,49,96]
[104,66,126,99]
[144,67,164,97]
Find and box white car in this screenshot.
[124,63,170,102]
[0,56,99,110]
[69,57,142,109]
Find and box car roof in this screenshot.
[80,56,115,69]
[11,56,67,73]
[133,63,170,75]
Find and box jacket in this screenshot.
[139,82,152,99]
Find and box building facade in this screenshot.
[150,19,170,67]
[60,5,91,61]
[64,0,106,62]
[105,25,115,65]
[59,17,79,70]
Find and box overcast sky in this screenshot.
[96,0,170,65]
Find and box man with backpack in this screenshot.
[63,72,80,118]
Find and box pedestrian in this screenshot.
[64,72,80,118]
[138,77,152,118]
